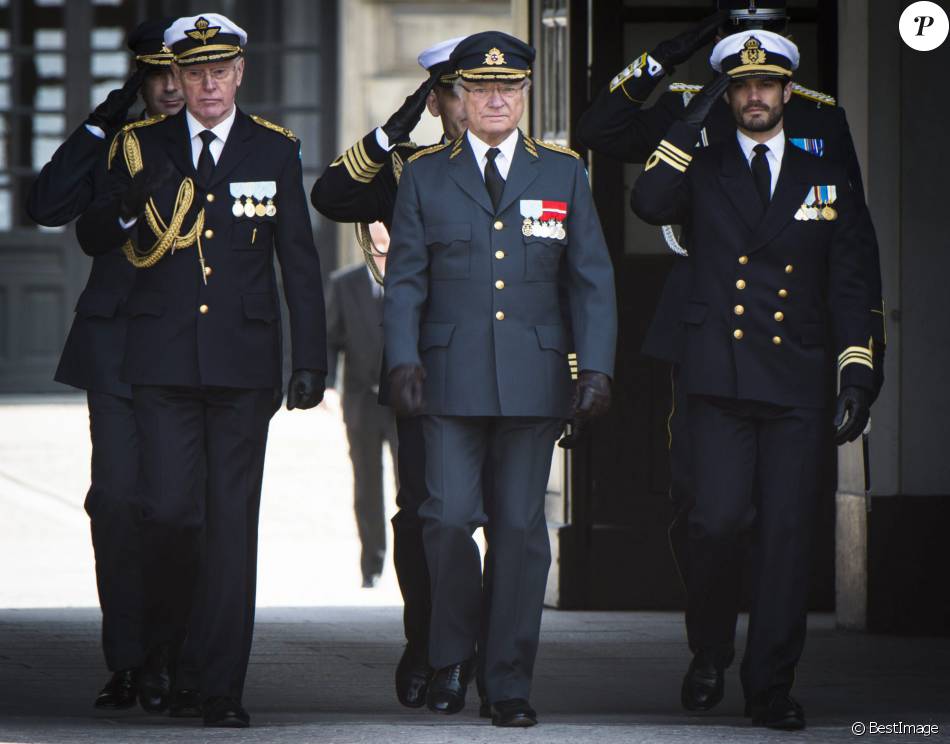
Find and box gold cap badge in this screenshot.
[186,17,220,45]
[739,36,766,66]
[484,47,506,66]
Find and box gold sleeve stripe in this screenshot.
[656,147,690,170]
[838,344,874,371]
[645,150,689,173]
[657,139,692,164]
[341,152,374,183]
[839,356,874,371]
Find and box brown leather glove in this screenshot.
[388,364,425,417]
[571,370,612,421]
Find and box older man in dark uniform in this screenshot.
[384,32,616,727]
[76,13,326,728]
[311,37,466,709]
[26,19,182,712]
[632,30,878,730]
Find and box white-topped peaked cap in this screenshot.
[418,36,466,84]
[164,13,247,66]
[710,29,799,77]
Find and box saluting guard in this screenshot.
[631,31,879,730]
[76,13,327,728]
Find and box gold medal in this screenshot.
[243,199,255,218]
[255,202,266,217]
[232,198,244,217]
[265,199,276,217]
[821,205,837,220]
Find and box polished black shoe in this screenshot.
[426,661,472,714]
[479,698,491,718]
[491,698,538,728]
[94,669,138,709]
[137,645,171,713]
[168,688,203,718]
[361,572,381,588]
[395,645,431,708]
[749,692,805,730]
[203,696,250,728]
[681,652,724,711]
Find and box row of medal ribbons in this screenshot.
[795,184,837,221]
[230,181,277,218]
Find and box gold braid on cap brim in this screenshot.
[725,63,792,77]
[114,127,206,269]
[174,44,243,65]
[355,222,385,286]
[135,53,173,66]
[458,67,531,80]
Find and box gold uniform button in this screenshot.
[734,305,745,316]
[778,288,789,299]
[495,250,505,260]
[738,255,749,265]
[772,336,783,346]
[204,228,214,239]
[493,220,504,231]
[204,266,213,277]
[736,279,747,290]
[199,304,209,315]
[733,329,744,340]
[774,311,785,322]
[206,193,215,203]
[495,280,505,290]
[785,264,794,274]
[495,310,505,321]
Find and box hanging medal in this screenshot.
[230,182,246,217]
[262,181,277,217]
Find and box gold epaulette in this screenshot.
[107,115,166,170]
[533,138,581,159]
[407,141,451,164]
[249,114,298,141]
[792,83,836,106]
[394,140,417,150]
[668,82,703,93]
[392,150,405,184]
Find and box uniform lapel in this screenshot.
[447,134,496,216]
[495,131,540,216]
[718,137,762,234]
[164,110,197,179]
[207,109,255,190]
[750,140,810,252]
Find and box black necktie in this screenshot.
[484,147,505,212]
[197,129,216,187]
[751,143,771,208]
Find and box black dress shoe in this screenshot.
[203,696,250,728]
[681,652,724,711]
[749,692,805,730]
[94,669,138,709]
[426,660,472,714]
[361,572,381,588]
[491,698,538,727]
[137,644,172,713]
[168,688,203,718]
[395,645,431,708]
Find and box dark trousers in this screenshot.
[85,391,145,672]
[133,384,277,700]
[420,415,559,702]
[686,395,823,701]
[345,405,398,579]
[666,364,692,587]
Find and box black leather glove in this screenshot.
[381,71,438,145]
[833,386,870,445]
[650,10,728,74]
[287,369,326,410]
[119,162,174,223]
[86,67,148,131]
[388,364,425,417]
[681,72,732,128]
[571,371,612,422]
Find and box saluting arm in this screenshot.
[27,125,104,227]
[310,130,397,224]
[74,142,135,257]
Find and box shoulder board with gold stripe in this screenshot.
[407,141,451,164]
[392,149,405,184]
[533,139,580,159]
[249,114,298,141]
[523,135,539,157]
[667,82,703,93]
[108,115,166,170]
[791,84,837,106]
[393,140,417,150]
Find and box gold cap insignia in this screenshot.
[186,17,220,45]
[484,47,506,66]
[739,36,766,66]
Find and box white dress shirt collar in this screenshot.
[736,128,785,196]
[186,106,237,166]
[467,128,520,181]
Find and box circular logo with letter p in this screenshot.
[900,1,949,50]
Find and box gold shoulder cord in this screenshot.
[355,222,385,286]
[118,129,207,278]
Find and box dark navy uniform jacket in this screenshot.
[27,123,135,398]
[577,80,885,397]
[384,132,616,419]
[77,108,326,389]
[631,120,877,410]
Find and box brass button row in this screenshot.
[495,250,505,260]
[204,228,214,239]
[736,279,746,290]
[199,304,209,315]
[778,288,788,298]
[206,193,215,203]
[495,280,505,290]
[495,310,505,321]
[494,220,504,231]
[738,255,749,265]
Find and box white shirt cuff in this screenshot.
[646,55,665,78]
[375,127,393,152]
[85,123,107,140]
[119,216,137,230]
